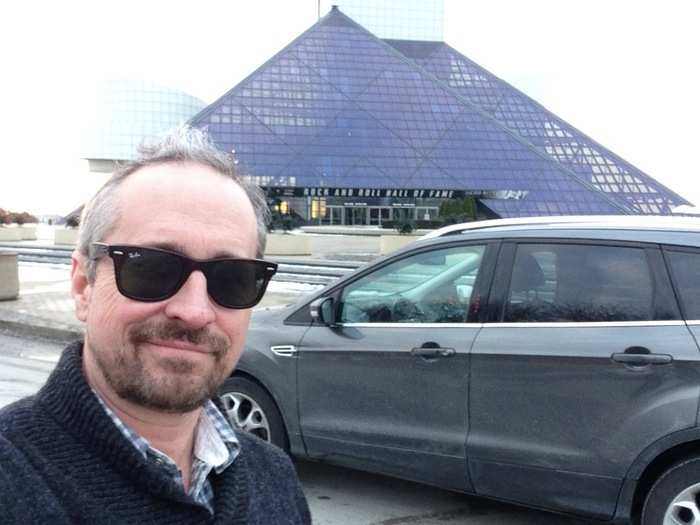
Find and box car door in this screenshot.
[467,240,700,520]
[296,241,496,491]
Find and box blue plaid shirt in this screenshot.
[94,393,240,514]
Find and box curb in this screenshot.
[0,318,83,344]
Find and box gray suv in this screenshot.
[217,216,700,524]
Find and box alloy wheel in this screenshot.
[664,482,700,525]
[219,391,271,442]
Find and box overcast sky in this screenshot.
[1,0,698,215]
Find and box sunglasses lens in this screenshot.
[207,260,268,308]
[118,248,183,300]
[107,245,273,308]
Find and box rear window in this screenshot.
[666,250,700,320]
[504,243,653,322]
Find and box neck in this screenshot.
[83,351,201,487]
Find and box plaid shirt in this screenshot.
[94,393,240,514]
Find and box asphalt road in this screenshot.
[0,331,597,524]
[0,329,62,407]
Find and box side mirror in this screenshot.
[310,297,336,326]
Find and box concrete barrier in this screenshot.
[0,252,19,300]
[54,228,79,245]
[265,234,313,256]
[301,225,433,236]
[379,234,420,254]
[21,225,37,240]
[0,227,23,241]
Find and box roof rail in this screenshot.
[421,215,700,240]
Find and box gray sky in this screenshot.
[2,0,698,215]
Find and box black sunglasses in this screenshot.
[90,243,278,309]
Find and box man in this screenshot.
[0,128,311,524]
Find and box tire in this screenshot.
[641,455,700,525]
[217,376,289,452]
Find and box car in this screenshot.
[217,215,700,524]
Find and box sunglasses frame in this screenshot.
[90,242,278,309]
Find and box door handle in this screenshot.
[611,349,673,366]
[411,345,455,358]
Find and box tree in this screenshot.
[10,212,37,225]
[395,219,415,235]
[0,209,38,225]
[439,197,477,224]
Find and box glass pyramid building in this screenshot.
[190,6,688,219]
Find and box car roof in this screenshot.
[421,215,700,240]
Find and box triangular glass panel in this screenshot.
[354,60,463,154]
[391,40,690,212]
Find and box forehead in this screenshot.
[107,162,258,258]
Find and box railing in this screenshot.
[0,243,365,285]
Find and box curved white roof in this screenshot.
[82,80,206,161]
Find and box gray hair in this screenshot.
[78,126,270,282]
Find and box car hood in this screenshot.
[251,303,296,327]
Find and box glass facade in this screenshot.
[83,80,206,161]
[385,39,688,215]
[191,7,686,219]
[320,0,444,41]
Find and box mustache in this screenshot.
[128,320,229,355]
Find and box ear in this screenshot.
[71,251,91,322]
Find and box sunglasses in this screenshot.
[90,243,278,309]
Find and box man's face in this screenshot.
[73,162,259,413]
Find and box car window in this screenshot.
[666,250,700,320]
[340,245,485,323]
[504,243,653,322]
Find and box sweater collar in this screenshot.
[37,343,185,498]
[36,342,249,522]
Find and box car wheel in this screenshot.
[217,376,289,452]
[641,455,700,525]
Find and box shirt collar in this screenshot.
[92,390,240,472]
[195,401,239,473]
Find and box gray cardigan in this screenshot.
[0,342,311,524]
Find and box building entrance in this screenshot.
[391,207,414,221]
[315,199,440,226]
[328,206,343,225]
[369,207,391,226]
[346,207,367,225]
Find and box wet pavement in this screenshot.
[0,330,61,407]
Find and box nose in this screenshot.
[163,270,216,329]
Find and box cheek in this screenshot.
[87,280,160,330]
[222,310,253,351]
[88,279,119,322]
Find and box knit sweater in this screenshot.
[0,342,311,524]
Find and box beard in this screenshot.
[87,319,231,413]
